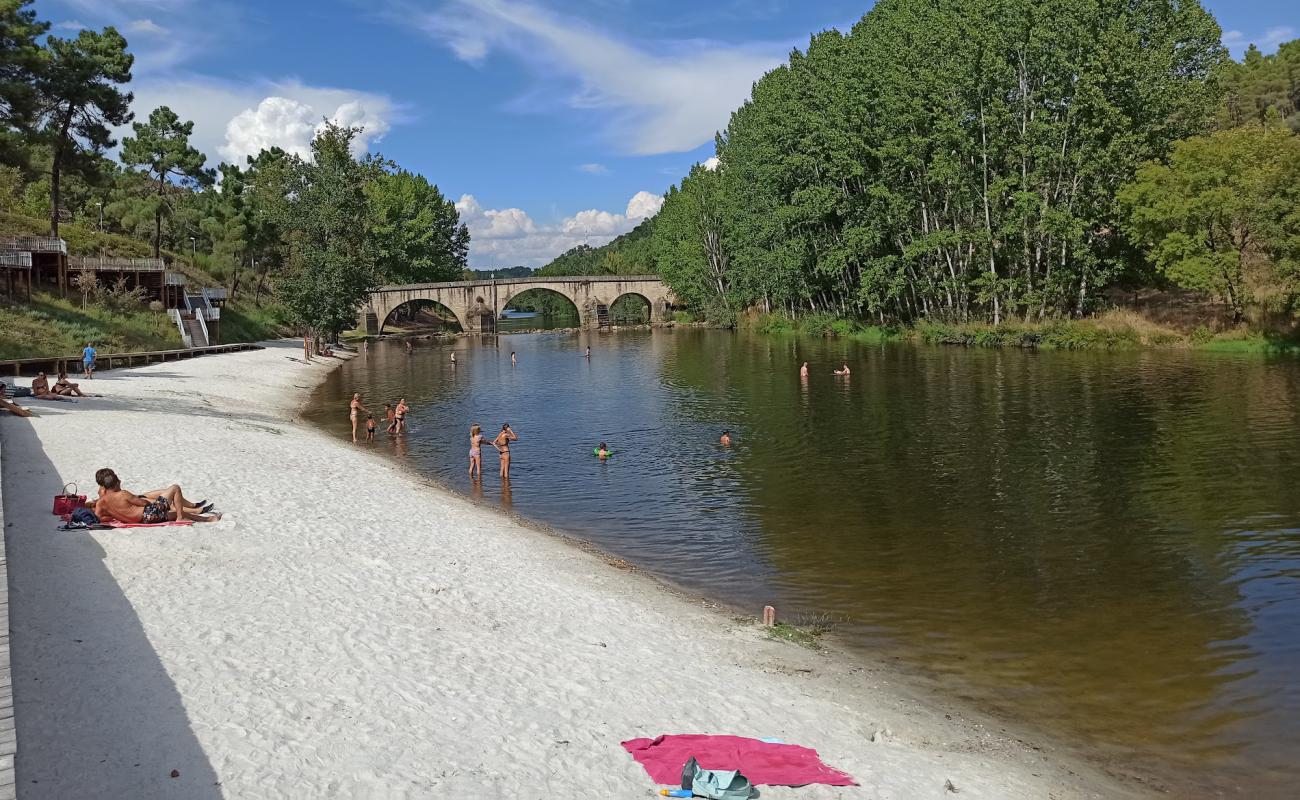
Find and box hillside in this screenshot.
[536,216,655,276]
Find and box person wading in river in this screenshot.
[349,393,369,442]
[468,423,485,480]
[493,423,518,480]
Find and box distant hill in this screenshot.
[465,266,535,279]
[536,217,656,276]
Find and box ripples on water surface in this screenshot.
[305,330,1300,796]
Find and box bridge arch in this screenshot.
[610,292,653,324]
[501,287,582,322]
[379,298,465,335]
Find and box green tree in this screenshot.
[653,163,731,312]
[1219,40,1300,131]
[365,168,469,284]
[35,25,133,237]
[1119,124,1300,323]
[121,106,214,257]
[0,0,48,167]
[271,123,382,338]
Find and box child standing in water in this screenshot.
[468,423,485,480]
[366,415,377,441]
[384,403,396,434]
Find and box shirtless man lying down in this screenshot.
[93,468,221,524]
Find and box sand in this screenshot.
[0,341,1138,799]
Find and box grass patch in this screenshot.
[219,302,288,344]
[763,615,836,650]
[0,292,181,359]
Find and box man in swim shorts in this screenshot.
[93,468,221,523]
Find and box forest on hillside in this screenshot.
[548,0,1300,333]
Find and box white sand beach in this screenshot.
[0,341,1137,799]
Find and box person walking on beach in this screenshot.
[82,342,97,379]
[349,393,369,442]
[394,398,410,434]
[468,423,485,480]
[799,361,809,379]
[494,423,518,480]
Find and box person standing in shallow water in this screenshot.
[468,423,485,480]
[511,351,517,366]
[720,430,732,446]
[800,362,809,379]
[494,423,518,480]
[450,351,457,366]
[349,393,369,442]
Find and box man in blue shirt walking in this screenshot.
[82,342,96,379]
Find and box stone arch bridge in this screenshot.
[360,275,674,334]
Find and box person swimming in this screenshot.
[719,430,732,446]
[596,441,610,460]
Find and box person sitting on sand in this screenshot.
[366,414,376,441]
[833,364,850,376]
[596,441,610,461]
[0,383,33,417]
[719,430,732,446]
[93,468,220,524]
[31,372,75,402]
[53,371,85,397]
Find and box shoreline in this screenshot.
[1,340,1142,798]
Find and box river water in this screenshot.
[304,329,1300,796]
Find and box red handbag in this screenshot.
[52,483,86,516]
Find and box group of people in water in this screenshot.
[348,394,409,443]
[469,423,518,480]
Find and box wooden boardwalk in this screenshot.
[0,438,15,798]
[0,342,262,378]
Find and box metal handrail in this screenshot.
[0,252,33,268]
[67,255,165,272]
[167,308,193,349]
[164,271,187,286]
[195,310,210,347]
[0,236,66,254]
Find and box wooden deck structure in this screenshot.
[0,238,191,307]
[0,342,262,378]
[0,252,31,301]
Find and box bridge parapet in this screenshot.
[362,275,674,334]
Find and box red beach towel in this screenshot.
[60,514,193,528]
[621,734,856,787]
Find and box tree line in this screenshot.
[644,0,1300,327]
[0,0,469,338]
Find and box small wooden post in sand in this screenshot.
[762,606,776,627]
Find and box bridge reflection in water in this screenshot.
[360,275,674,334]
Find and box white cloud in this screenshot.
[1222,26,1296,57]
[415,0,784,155]
[127,18,168,35]
[55,20,87,30]
[126,78,398,167]
[578,163,610,175]
[625,190,664,219]
[702,156,720,171]
[456,190,663,267]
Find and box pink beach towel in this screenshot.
[621,734,856,787]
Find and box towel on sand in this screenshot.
[61,514,193,528]
[621,734,856,787]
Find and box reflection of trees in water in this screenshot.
[657,334,1300,789]
[505,288,578,320]
[611,294,650,324]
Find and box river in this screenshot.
[303,329,1300,796]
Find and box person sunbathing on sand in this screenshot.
[93,468,220,524]
[0,383,33,417]
[31,372,75,402]
[53,371,85,397]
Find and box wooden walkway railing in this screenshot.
[0,342,262,377]
[0,437,15,799]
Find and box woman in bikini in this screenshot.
[468,423,485,480]
[31,372,75,403]
[394,398,410,434]
[349,393,369,442]
[54,371,85,397]
[493,422,518,480]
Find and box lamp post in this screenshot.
[189,237,196,261]
[96,202,103,233]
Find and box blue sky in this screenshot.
[42,0,1299,268]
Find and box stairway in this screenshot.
[183,316,208,348]
[595,303,610,328]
